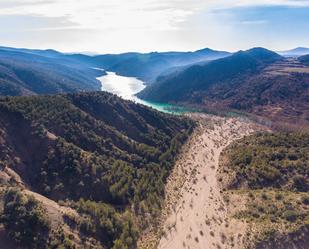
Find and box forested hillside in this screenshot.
[219,132,309,248]
[0,91,194,249]
[138,48,282,102]
[299,54,309,65]
[139,48,309,128]
[0,49,105,96]
[105,48,230,83]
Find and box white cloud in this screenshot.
[1,0,309,31]
[0,0,308,52]
[240,20,268,25]
[0,0,195,31]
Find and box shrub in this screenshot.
[301,196,309,205]
[282,210,298,222]
[275,193,283,200]
[0,188,50,248]
[224,133,309,191]
[293,175,309,192]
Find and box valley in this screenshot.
[157,115,258,249]
[139,48,309,130]
[98,71,189,114]
[138,114,265,249]
[138,114,309,249]
[0,0,309,247]
[0,46,230,96]
[0,45,308,249]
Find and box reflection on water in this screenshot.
[98,72,145,101]
[97,72,186,114]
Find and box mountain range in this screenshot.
[278,47,309,57]
[0,46,230,96]
[0,48,104,96]
[139,47,309,128]
[0,44,309,249]
[101,48,230,83]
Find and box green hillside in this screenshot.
[219,132,309,249]
[0,91,194,249]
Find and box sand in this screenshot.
[153,114,260,249]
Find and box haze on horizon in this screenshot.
[0,0,309,53]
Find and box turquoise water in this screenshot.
[97,72,187,114]
[135,99,189,115]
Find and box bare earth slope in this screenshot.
[140,114,263,249]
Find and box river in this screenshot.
[97,72,186,114]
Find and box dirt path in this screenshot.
[155,114,260,249]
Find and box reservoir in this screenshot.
[97,72,186,114]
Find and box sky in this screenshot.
[0,0,309,53]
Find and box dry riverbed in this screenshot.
[138,114,263,249]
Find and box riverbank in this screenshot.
[138,114,264,249]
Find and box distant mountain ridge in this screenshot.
[138,47,282,102]
[0,48,104,96]
[279,47,309,57]
[103,48,230,82]
[0,46,230,96]
[0,46,62,58]
[139,47,309,128]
